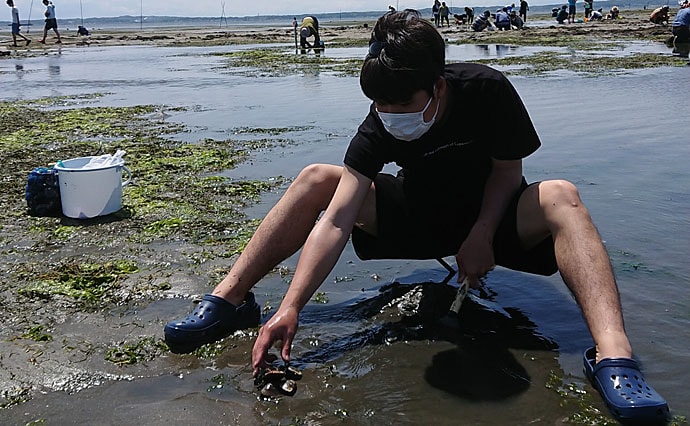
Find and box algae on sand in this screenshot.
[216,47,363,77]
[474,50,688,76]
[0,95,289,408]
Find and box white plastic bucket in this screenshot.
[54,156,132,219]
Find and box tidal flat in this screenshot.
[1,10,689,425]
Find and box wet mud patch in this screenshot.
[0,95,289,409]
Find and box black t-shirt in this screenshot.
[344,62,540,203]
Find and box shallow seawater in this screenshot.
[1,43,689,424]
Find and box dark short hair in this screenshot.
[360,9,445,104]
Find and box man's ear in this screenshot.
[435,76,447,98]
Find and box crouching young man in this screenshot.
[165,9,668,423]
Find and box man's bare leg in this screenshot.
[211,164,343,306]
[517,180,633,362]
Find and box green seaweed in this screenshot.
[17,260,138,307]
[194,331,256,358]
[230,125,314,135]
[545,371,617,425]
[0,387,32,410]
[105,336,169,365]
[450,31,626,49]
[671,416,689,426]
[312,292,330,304]
[1,97,288,296]
[216,47,363,77]
[22,325,53,342]
[207,373,230,392]
[474,51,687,76]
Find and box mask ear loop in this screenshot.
[429,80,439,101]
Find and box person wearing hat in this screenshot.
[650,5,670,25]
[607,5,620,19]
[299,16,322,50]
[495,6,511,30]
[672,0,690,44]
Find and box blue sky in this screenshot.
[9,0,555,19]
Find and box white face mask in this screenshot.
[377,94,439,142]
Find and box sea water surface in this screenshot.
[1,42,688,424]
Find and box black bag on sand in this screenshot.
[25,167,62,217]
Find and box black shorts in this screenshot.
[673,26,690,43]
[351,173,558,276]
[45,18,58,30]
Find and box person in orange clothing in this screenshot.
[650,5,670,25]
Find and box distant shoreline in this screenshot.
[2,8,678,58]
[0,0,665,31]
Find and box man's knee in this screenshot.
[519,180,591,241]
[539,179,587,213]
[291,164,341,201]
[295,163,338,183]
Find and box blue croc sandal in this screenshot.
[164,292,260,353]
[583,347,670,424]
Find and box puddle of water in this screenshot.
[1,44,688,423]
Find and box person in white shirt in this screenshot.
[39,0,62,44]
[6,0,31,47]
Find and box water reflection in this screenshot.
[474,44,518,58]
[14,63,24,80]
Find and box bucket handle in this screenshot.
[121,166,132,186]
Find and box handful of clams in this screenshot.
[254,364,303,398]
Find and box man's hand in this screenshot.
[251,306,299,377]
[455,158,521,287]
[455,226,495,288]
